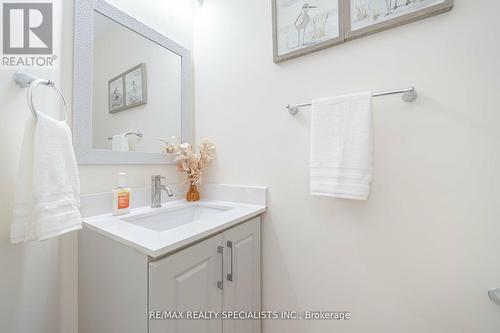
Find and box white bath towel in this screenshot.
[310,92,373,200]
[111,133,129,151]
[11,112,82,243]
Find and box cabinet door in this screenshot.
[149,234,223,333]
[223,217,261,333]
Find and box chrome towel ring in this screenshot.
[14,72,69,121]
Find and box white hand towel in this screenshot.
[310,92,373,200]
[111,133,129,151]
[11,112,82,243]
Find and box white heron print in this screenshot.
[295,4,317,47]
[109,77,124,111]
[276,0,340,56]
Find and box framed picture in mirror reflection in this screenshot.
[108,75,124,113]
[108,63,148,113]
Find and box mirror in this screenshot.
[92,12,182,154]
[73,0,193,164]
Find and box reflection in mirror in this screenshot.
[92,12,182,154]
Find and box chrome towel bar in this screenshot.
[107,131,143,140]
[286,87,418,115]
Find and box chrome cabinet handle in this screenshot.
[217,245,224,289]
[226,241,233,281]
[489,288,500,305]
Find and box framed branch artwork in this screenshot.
[346,0,454,40]
[272,0,453,63]
[124,63,147,108]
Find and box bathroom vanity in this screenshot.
[79,185,265,333]
[73,2,265,331]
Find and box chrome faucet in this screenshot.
[151,175,173,208]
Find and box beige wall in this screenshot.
[194,0,500,332]
[0,1,193,332]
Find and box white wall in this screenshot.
[194,0,500,332]
[0,1,193,332]
[0,0,65,330]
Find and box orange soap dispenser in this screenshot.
[112,172,131,216]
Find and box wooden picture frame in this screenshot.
[108,63,147,113]
[345,0,453,40]
[272,0,345,63]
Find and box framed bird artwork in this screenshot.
[272,0,453,63]
[272,0,344,63]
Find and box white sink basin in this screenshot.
[122,204,232,232]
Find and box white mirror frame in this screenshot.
[73,0,193,164]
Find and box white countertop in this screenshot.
[83,199,266,258]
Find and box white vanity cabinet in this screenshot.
[79,216,261,333]
[222,218,261,333]
[149,233,224,333]
[149,217,261,333]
